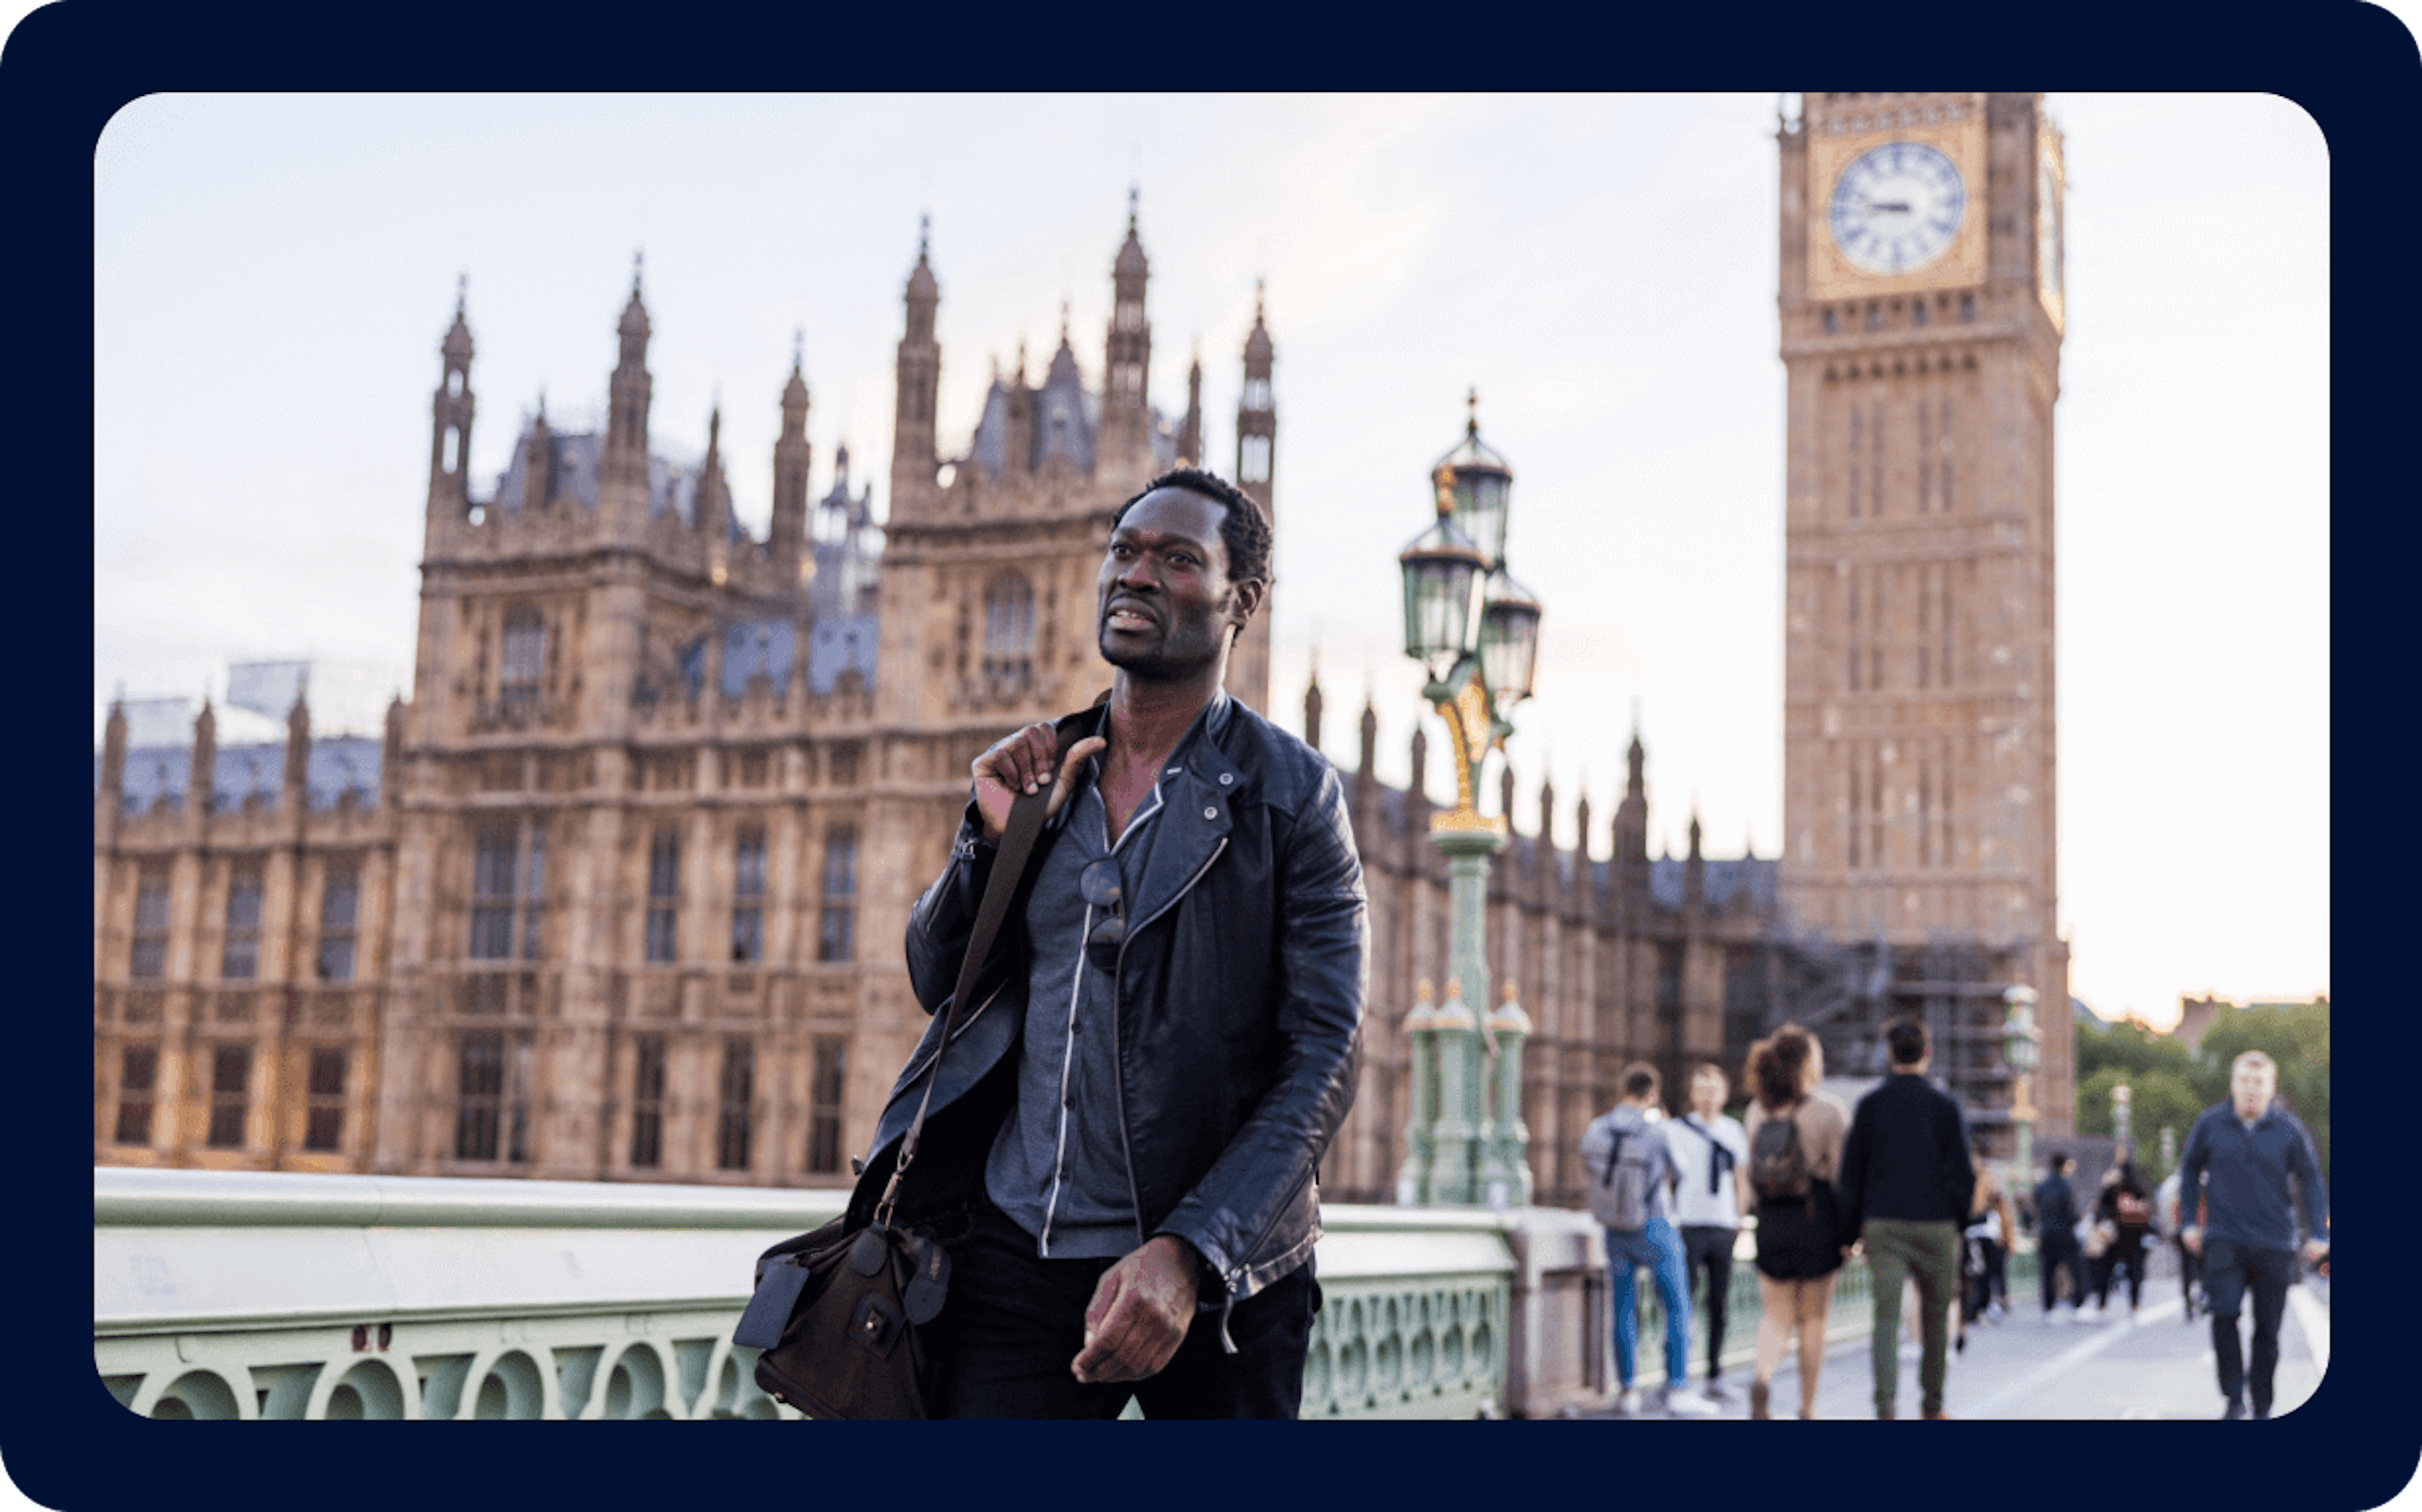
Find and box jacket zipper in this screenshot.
[1109,832,1230,1329]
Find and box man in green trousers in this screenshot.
[1835,1015,1976,1419]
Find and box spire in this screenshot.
[1244,276,1273,365]
[906,215,939,312]
[894,217,944,515]
[1104,192,1152,456]
[100,697,128,803]
[1114,185,1147,277]
[605,252,655,488]
[284,682,312,797]
[1178,344,1203,466]
[442,272,473,364]
[1302,658,1324,753]
[619,250,651,352]
[428,282,477,523]
[1688,807,1703,861]
[191,698,218,816]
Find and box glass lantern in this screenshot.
[1477,564,1542,706]
[1398,515,1487,676]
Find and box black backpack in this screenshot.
[1749,1109,1813,1204]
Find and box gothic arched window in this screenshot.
[501,606,545,720]
[983,574,1034,685]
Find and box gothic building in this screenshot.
[93,201,1308,1184]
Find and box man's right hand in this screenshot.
[971,723,1107,841]
[2180,1225,2202,1256]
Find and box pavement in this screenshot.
[1557,1271,2330,1421]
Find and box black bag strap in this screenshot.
[1671,1114,1736,1195]
[875,786,1051,1229]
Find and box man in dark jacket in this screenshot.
[2032,1153,2086,1322]
[2176,1050,2329,1419]
[867,468,1367,1418]
[1837,1015,1976,1420]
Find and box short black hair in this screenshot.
[1620,1062,1661,1101]
[2052,1153,2075,1174]
[1883,1015,1928,1066]
[1112,467,1272,588]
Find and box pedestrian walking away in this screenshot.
[2175,1050,2329,1420]
[2032,1153,2086,1323]
[2091,1149,2155,1322]
[1962,1153,2016,1336]
[1836,1015,1976,1420]
[1581,1064,1720,1417]
[1668,1062,1752,1401]
[1740,1025,1851,1421]
[867,469,1368,1418]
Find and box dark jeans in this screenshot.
[931,1197,1318,1418]
[1680,1224,1737,1378]
[2093,1231,2148,1311]
[2039,1233,2085,1312]
[1965,1235,2006,1316]
[2204,1238,2296,1414]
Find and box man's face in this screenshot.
[1690,1071,1725,1117]
[1097,488,1256,678]
[2231,1059,2277,1121]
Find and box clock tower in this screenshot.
[1777,92,2072,1145]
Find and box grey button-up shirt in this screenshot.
[982,750,1171,1259]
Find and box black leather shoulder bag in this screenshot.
[730,786,1049,1419]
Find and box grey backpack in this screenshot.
[1581,1113,1660,1232]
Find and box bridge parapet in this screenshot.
[95,1168,1612,1420]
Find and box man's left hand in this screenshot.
[2302,1238,2330,1266]
[1072,1235,1199,1385]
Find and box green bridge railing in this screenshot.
[97,1167,1986,1420]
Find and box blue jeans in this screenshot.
[1605,1216,1692,1390]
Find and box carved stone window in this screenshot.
[501,606,546,722]
[645,829,681,964]
[983,573,1034,685]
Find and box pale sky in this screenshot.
[90,90,2333,1033]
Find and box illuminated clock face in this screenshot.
[1828,142,1967,275]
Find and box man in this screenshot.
[2176,1050,2329,1420]
[1666,1062,1750,1400]
[1579,1064,1721,1417]
[861,467,1367,1417]
[1836,1016,1976,1420]
[2031,1153,2086,1323]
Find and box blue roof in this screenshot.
[721,619,796,699]
[1649,856,1778,912]
[807,615,879,695]
[488,427,725,533]
[105,735,382,815]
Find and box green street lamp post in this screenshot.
[2001,984,2041,1183]
[1395,393,1542,1209]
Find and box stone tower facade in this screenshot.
[1775,92,2073,1145]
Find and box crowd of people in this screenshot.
[1579,1026,2330,1421]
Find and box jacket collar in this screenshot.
[1058,688,1249,936]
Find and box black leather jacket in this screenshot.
[850,691,1367,1344]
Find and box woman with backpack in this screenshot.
[1740,1025,1852,1419]
[2091,1152,2155,1320]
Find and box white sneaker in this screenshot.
[1662,1386,1721,1417]
[1613,1388,1642,1417]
